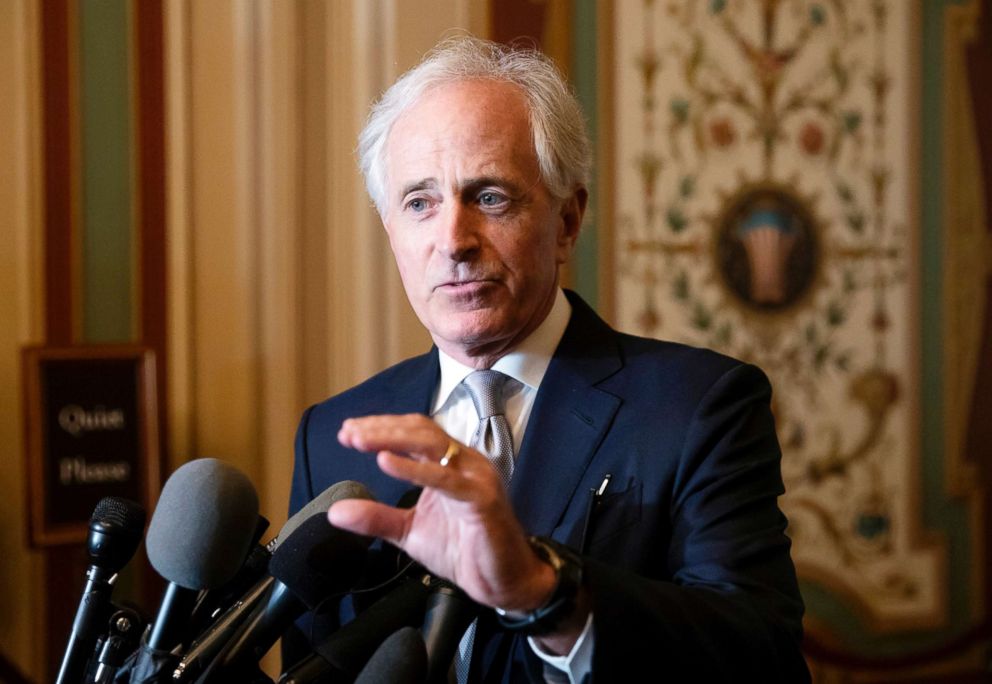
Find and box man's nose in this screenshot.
[436,203,480,261]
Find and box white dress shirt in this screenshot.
[430,288,594,684]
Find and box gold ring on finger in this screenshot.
[439,440,460,468]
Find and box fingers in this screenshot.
[376,450,483,502]
[330,413,537,611]
[337,413,503,502]
[328,499,410,545]
[338,414,455,463]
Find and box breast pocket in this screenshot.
[587,477,642,551]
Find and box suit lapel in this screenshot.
[384,348,440,415]
[509,293,623,536]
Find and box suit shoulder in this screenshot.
[565,292,747,382]
[605,329,771,401]
[614,329,744,374]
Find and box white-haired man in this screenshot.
[288,36,809,682]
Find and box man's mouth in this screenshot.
[435,278,497,292]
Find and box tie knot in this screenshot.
[462,369,511,420]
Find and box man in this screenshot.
[289,36,809,682]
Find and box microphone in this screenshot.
[353,627,428,684]
[420,579,478,684]
[90,605,144,684]
[278,575,432,684]
[185,515,272,642]
[276,480,373,547]
[197,512,371,681]
[56,496,146,684]
[145,458,260,651]
[173,481,372,681]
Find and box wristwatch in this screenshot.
[494,536,584,635]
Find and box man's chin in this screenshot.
[426,300,504,328]
[429,316,513,354]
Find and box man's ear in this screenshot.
[556,186,588,260]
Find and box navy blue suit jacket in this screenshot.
[289,291,809,682]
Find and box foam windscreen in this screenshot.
[146,458,259,589]
[353,627,428,684]
[275,480,373,548]
[269,513,369,609]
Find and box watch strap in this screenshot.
[494,536,583,636]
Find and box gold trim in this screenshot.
[942,0,986,497]
[941,0,988,624]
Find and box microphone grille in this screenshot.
[92,496,146,535]
[87,497,147,571]
[146,458,259,589]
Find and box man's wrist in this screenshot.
[495,536,584,636]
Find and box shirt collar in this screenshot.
[432,288,572,414]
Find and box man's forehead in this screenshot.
[383,80,539,193]
[390,80,530,139]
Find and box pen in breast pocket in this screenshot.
[580,473,612,554]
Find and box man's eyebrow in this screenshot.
[460,176,527,196]
[399,179,438,198]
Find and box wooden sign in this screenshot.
[22,345,160,547]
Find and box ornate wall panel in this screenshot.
[612,0,957,639]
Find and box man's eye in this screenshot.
[406,197,429,212]
[479,192,506,208]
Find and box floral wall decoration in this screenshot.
[612,0,943,629]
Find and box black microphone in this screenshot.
[277,480,374,547]
[173,481,373,682]
[420,579,478,684]
[145,458,260,651]
[185,515,272,642]
[278,575,432,684]
[199,512,371,681]
[90,606,144,684]
[56,496,146,684]
[354,627,428,684]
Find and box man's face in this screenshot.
[381,79,585,367]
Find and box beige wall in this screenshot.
[165,0,486,539]
[0,0,46,676]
